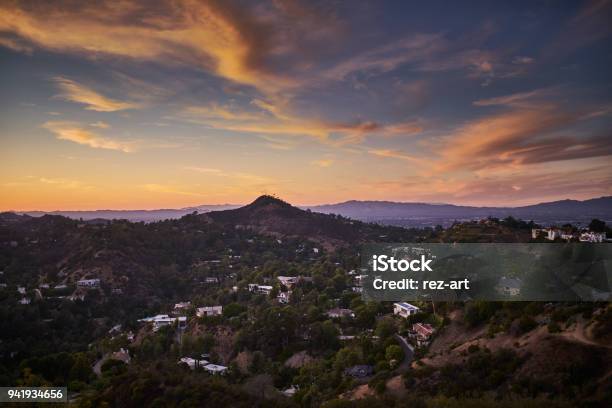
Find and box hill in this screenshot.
[204,195,415,249]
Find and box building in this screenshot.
[496,276,522,297]
[17,286,26,294]
[532,228,564,241]
[77,279,100,288]
[354,275,368,286]
[326,308,355,319]
[197,306,223,317]
[579,231,606,243]
[393,302,420,318]
[174,301,191,310]
[204,277,219,284]
[412,323,435,346]
[277,291,292,304]
[139,314,187,332]
[179,357,208,370]
[19,297,31,305]
[277,276,298,288]
[203,363,228,375]
[248,284,273,295]
[281,385,298,397]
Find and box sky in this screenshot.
[1,0,611,211]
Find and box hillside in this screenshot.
[204,195,416,249]
[1,197,611,406]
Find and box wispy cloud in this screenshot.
[42,121,135,152]
[368,149,424,164]
[53,77,140,112]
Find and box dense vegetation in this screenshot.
[0,202,610,407]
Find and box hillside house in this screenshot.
[412,323,435,346]
[139,314,187,332]
[248,284,273,295]
[197,306,223,317]
[203,363,228,375]
[179,357,208,370]
[580,231,606,243]
[393,302,420,318]
[277,291,292,304]
[531,228,562,241]
[277,276,298,288]
[174,301,191,311]
[77,278,100,288]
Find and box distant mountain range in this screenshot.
[309,196,612,227]
[13,196,612,227]
[20,204,240,223]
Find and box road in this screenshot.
[394,334,414,372]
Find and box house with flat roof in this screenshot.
[77,278,100,288]
[393,302,420,318]
[174,301,191,310]
[197,306,223,317]
[248,283,273,295]
[139,314,187,332]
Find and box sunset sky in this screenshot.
[1,0,611,210]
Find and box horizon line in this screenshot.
[3,194,610,214]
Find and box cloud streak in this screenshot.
[42,121,135,152]
[53,77,140,112]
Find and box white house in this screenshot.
[393,302,420,318]
[197,306,223,317]
[139,314,186,332]
[532,228,564,241]
[179,357,209,370]
[203,363,228,375]
[77,279,100,288]
[248,284,273,295]
[579,232,606,243]
[174,301,191,310]
[19,297,30,305]
[277,291,292,304]
[17,286,26,294]
[277,276,298,288]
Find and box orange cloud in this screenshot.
[42,121,135,152]
[53,77,140,112]
[0,0,308,93]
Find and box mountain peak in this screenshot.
[245,195,293,209]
